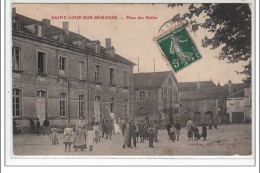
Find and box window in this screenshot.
[12,47,21,70]
[59,56,66,76]
[60,93,67,117]
[137,90,148,101]
[162,89,167,101]
[78,61,85,80]
[110,68,115,85]
[110,97,115,113]
[123,99,128,117]
[189,102,194,107]
[167,89,172,102]
[37,90,46,97]
[38,52,46,74]
[95,65,100,82]
[13,89,22,117]
[79,95,85,117]
[123,71,128,87]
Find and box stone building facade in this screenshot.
[179,81,226,126]
[226,87,251,123]
[132,71,180,126]
[12,10,135,128]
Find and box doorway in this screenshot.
[36,90,47,124]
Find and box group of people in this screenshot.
[66,115,111,152]
[186,118,208,141]
[166,120,181,142]
[122,118,159,148]
[29,118,51,136]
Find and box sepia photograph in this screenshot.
[8,2,255,161]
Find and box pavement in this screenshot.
[13,123,252,156]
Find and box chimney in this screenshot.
[42,19,50,28]
[63,22,69,36]
[105,38,111,49]
[12,8,16,18]
[197,81,200,89]
[228,80,232,93]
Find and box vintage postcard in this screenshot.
[4,1,256,166]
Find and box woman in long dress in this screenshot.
[74,115,87,151]
[186,118,194,141]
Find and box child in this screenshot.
[86,126,95,151]
[193,125,200,141]
[170,124,176,142]
[201,123,207,141]
[93,122,99,144]
[147,124,155,148]
[50,125,58,145]
[63,123,74,152]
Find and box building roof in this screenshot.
[13,13,135,66]
[180,87,221,100]
[222,82,245,95]
[227,89,245,98]
[133,71,178,89]
[179,81,216,92]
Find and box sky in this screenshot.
[12,3,249,85]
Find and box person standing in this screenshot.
[135,122,139,143]
[122,118,130,148]
[121,120,126,137]
[63,123,73,152]
[138,120,145,143]
[86,126,95,151]
[166,121,171,139]
[153,120,159,143]
[50,125,58,145]
[186,118,194,141]
[43,119,50,135]
[101,120,107,138]
[193,125,200,141]
[74,115,87,151]
[36,118,40,136]
[201,123,207,141]
[93,122,100,144]
[128,120,136,148]
[174,120,181,141]
[170,124,176,142]
[29,118,35,133]
[147,124,155,148]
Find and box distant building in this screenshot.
[12,9,135,129]
[226,87,251,123]
[179,81,226,125]
[132,71,179,126]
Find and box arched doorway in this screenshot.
[137,107,149,121]
[193,111,201,125]
[205,111,214,124]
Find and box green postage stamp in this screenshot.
[155,26,202,72]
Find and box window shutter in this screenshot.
[145,91,148,101]
[136,91,139,101]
